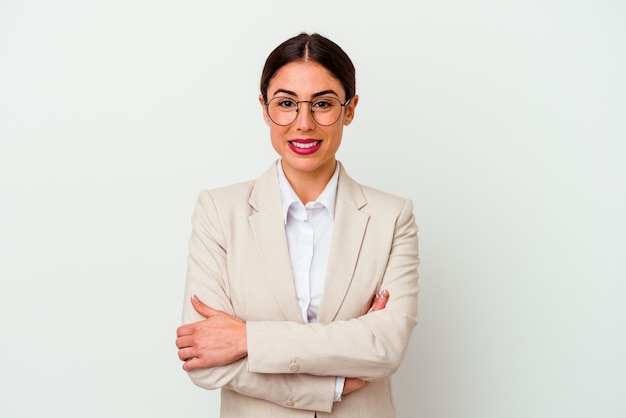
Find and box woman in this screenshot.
[175,32,419,418]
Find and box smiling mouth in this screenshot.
[289,140,321,149]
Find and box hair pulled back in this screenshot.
[260,33,356,102]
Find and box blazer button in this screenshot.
[289,363,299,372]
[285,400,295,408]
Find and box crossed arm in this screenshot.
[176,289,390,396]
[175,190,418,411]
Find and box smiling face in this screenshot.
[260,60,358,182]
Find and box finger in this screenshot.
[178,347,198,362]
[375,289,389,310]
[175,335,194,349]
[368,294,380,313]
[370,290,389,312]
[191,295,218,317]
[176,324,193,338]
[182,356,205,372]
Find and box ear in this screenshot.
[343,95,359,126]
[259,94,271,126]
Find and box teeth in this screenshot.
[291,141,320,149]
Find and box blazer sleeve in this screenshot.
[246,198,420,381]
[182,190,337,413]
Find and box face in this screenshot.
[259,61,358,181]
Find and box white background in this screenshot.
[1,1,624,417]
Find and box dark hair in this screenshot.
[260,33,356,102]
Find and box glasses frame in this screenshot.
[264,96,352,126]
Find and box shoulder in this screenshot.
[359,184,416,228]
[360,184,410,207]
[193,181,257,228]
[199,180,255,203]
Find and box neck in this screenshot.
[283,162,336,204]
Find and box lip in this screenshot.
[288,138,322,155]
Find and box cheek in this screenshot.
[269,124,280,137]
[327,126,344,144]
[269,125,287,147]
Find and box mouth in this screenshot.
[288,139,321,155]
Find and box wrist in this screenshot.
[239,322,248,358]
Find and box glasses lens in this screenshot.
[267,97,298,126]
[311,97,342,126]
[267,97,344,126]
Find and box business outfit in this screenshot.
[182,161,420,418]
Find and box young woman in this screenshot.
[176,33,420,418]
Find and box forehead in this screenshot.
[267,61,345,97]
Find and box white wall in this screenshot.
[1,1,624,417]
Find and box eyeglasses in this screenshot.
[264,96,351,126]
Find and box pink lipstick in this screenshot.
[288,138,321,155]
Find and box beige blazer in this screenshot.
[182,162,419,418]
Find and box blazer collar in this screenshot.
[248,161,370,323]
[248,161,282,213]
[318,164,369,322]
[248,162,302,321]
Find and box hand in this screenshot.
[343,290,390,395]
[176,295,247,371]
[368,289,389,313]
[342,377,368,395]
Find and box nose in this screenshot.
[295,102,315,130]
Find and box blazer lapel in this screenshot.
[248,163,304,323]
[318,164,369,323]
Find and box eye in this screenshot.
[312,99,334,110]
[277,98,297,109]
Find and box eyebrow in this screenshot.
[272,89,340,99]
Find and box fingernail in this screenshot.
[192,295,199,303]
